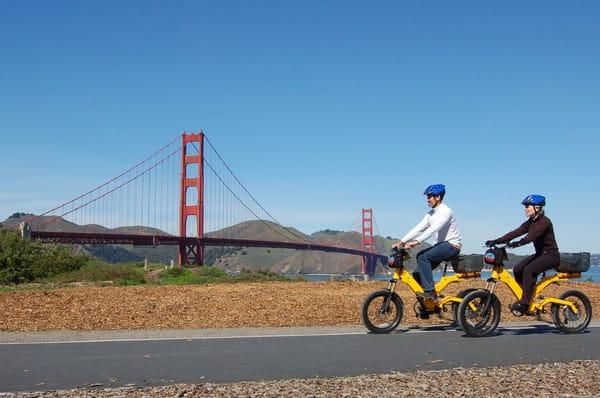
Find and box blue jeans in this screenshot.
[416,242,460,292]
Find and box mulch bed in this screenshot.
[1,280,598,332]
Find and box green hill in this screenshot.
[2,214,399,273]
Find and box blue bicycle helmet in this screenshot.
[521,194,546,207]
[423,184,446,196]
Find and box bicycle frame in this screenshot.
[389,266,480,309]
[485,264,581,314]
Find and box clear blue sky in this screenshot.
[1,1,599,254]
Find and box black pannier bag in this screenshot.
[556,252,591,273]
[451,254,485,273]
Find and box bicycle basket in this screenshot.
[451,254,484,273]
[556,252,590,273]
[387,248,410,268]
[483,248,506,266]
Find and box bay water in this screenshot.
[297,266,600,283]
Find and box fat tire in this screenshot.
[361,290,404,334]
[551,290,592,334]
[452,288,478,325]
[457,290,501,338]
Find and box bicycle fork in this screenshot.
[480,279,498,314]
[381,279,398,314]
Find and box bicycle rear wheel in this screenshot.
[551,290,592,334]
[451,288,478,325]
[457,290,501,337]
[361,290,404,334]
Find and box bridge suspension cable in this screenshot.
[200,136,310,243]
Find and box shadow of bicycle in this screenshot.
[462,324,593,338]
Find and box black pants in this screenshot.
[513,252,560,304]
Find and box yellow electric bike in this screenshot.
[457,244,592,337]
[361,247,483,333]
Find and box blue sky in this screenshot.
[1,1,599,254]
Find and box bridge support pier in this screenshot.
[179,241,204,267]
[19,222,31,240]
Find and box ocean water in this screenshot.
[298,266,600,283]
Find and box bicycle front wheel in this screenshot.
[457,290,501,338]
[361,290,404,334]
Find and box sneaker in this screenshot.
[416,290,438,301]
[509,301,528,314]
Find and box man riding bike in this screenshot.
[485,194,560,314]
[393,184,462,300]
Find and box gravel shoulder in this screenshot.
[1,360,599,397]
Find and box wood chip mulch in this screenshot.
[1,360,600,397]
[1,280,598,332]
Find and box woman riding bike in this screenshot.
[485,194,559,314]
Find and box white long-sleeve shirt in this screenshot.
[400,203,462,247]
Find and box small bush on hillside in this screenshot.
[158,266,294,285]
[159,266,229,285]
[231,269,294,283]
[50,261,146,284]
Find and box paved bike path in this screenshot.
[1,323,599,393]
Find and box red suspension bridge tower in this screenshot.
[179,132,205,266]
[361,208,374,274]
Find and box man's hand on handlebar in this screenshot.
[403,240,420,250]
[392,241,405,250]
[484,240,497,247]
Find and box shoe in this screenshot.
[509,301,528,314]
[416,290,438,301]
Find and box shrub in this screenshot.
[0,229,87,284]
[159,267,203,285]
[231,269,294,283]
[50,261,146,284]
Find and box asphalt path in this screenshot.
[1,323,599,393]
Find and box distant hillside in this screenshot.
[2,214,176,264]
[212,230,408,274]
[2,214,396,273]
[4,213,567,273]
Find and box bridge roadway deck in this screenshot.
[1,322,599,393]
[30,231,388,262]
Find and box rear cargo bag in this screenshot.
[556,252,591,273]
[452,254,485,273]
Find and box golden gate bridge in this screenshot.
[11,132,387,274]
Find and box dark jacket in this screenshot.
[493,215,559,254]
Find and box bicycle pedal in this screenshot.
[511,309,524,317]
